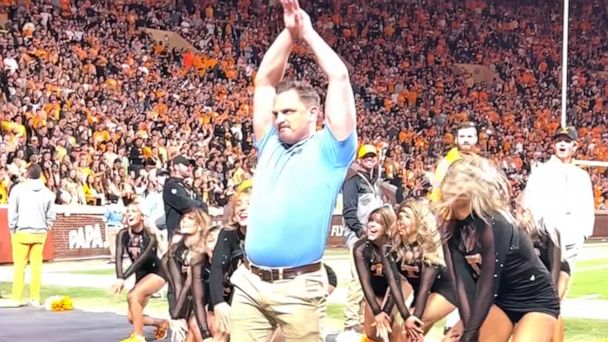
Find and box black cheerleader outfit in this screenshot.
[163,240,211,339]
[209,226,246,310]
[353,239,396,316]
[115,227,161,282]
[381,242,457,320]
[444,213,560,342]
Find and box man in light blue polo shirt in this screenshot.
[229,0,357,341]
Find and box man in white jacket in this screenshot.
[524,126,595,273]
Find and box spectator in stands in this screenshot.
[4,164,56,308]
[104,195,125,264]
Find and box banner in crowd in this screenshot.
[453,64,503,85]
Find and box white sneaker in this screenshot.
[29,300,42,308]
[335,330,363,342]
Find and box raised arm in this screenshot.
[253,1,300,141]
[287,1,355,141]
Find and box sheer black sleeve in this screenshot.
[121,230,158,280]
[164,251,186,319]
[547,231,562,286]
[353,240,383,315]
[444,240,475,341]
[209,229,233,307]
[172,269,192,319]
[460,219,511,342]
[115,228,128,279]
[381,288,396,314]
[379,245,411,320]
[191,257,211,339]
[412,263,441,318]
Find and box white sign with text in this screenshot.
[68,223,105,249]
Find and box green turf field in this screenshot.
[2,256,607,340]
[568,258,608,300]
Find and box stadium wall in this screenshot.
[0,206,606,263]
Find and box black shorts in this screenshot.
[409,270,458,309]
[498,305,560,324]
[135,260,163,283]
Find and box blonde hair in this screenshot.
[390,199,445,267]
[124,201,168,257]
[435,155,515,238]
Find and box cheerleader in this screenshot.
[164,208,215,342]
[353,205,409,342]
[209,180,253,340]
[515,198,568,342]
[112,202,169,342]
[436,155,559,342]
[380,199,457,340]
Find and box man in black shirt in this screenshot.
[162,155,206,242]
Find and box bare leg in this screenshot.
[363,301,379,341]
[552,271,570,342]
[551,316,564,342]
[478,305,513,342]
[420,293,456,334]
[127,273,167,336]
[512,312,557,342]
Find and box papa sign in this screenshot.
[68,223,105,249]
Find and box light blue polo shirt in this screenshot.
[246,125,357,268]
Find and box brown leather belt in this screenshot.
[243,260,322,282]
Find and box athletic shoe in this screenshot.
[29,300,42,308]
[334,330,363,342]
[119,333,146,342]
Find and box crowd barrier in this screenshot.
[0,205,606,264]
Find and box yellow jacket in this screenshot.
[428,147,462,203]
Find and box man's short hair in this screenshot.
[457,121,477,132]
[27,163,42,179]
[276,80,320,107]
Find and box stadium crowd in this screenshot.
[1,0,608,209]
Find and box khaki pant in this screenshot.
[343,248,364,328]
[11,232,48,302]
[230,263,328,342]
[106,225,122,262]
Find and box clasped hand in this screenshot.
[280,0,313,40]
